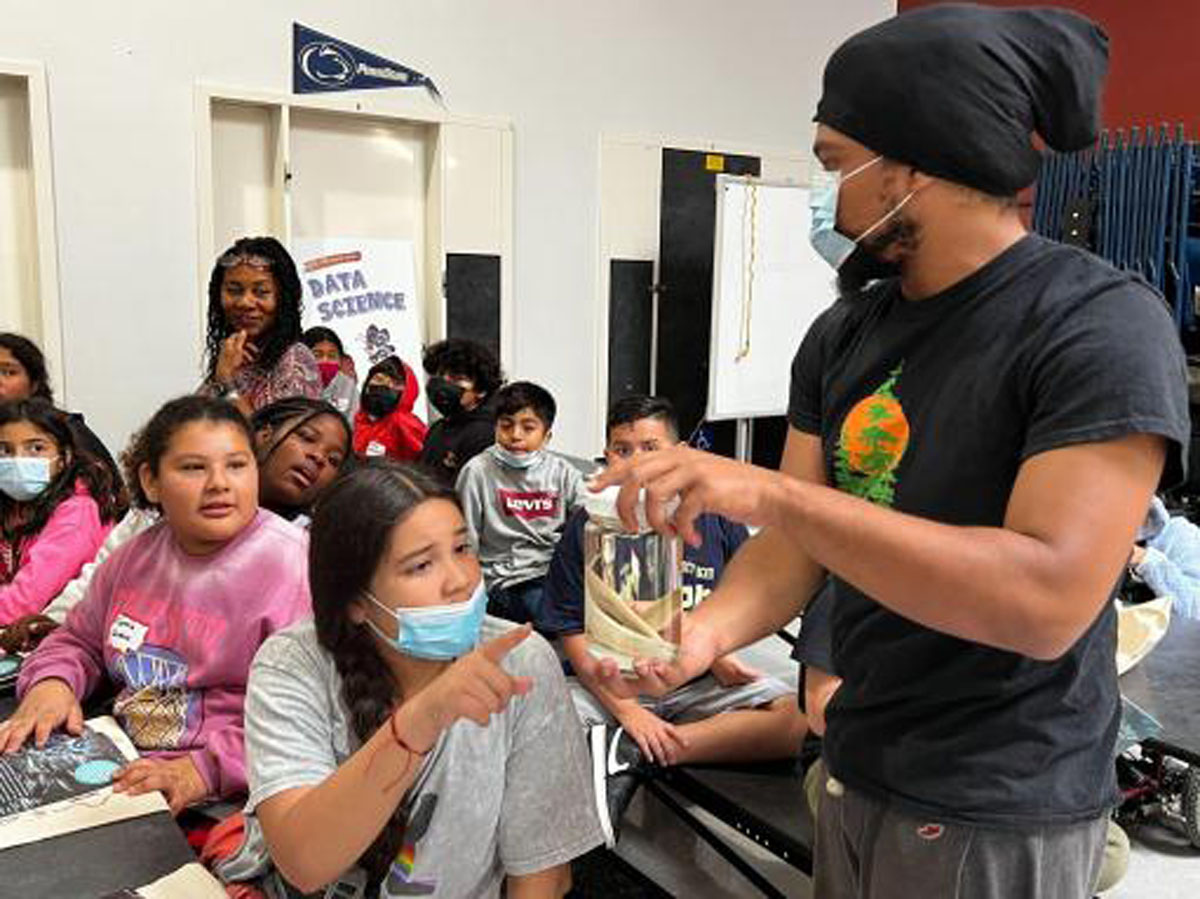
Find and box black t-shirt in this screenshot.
[418,396,498,488]
[792,580,836,676]
[788,234,1189,827]
[791,581,836,719]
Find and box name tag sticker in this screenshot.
[109,614,149,654]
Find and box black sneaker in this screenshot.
[589,724,647,848]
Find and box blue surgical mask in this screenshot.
[364,580,488,661]
[808,156,915,270]
[491,445,543,470]
[0,457,56,501]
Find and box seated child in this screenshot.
[0,396,312,814]
[544,395,808,846]
[456,381,584,628]
[216,460,602,897]
[251,396,352,527]
[0,332,123,488]
[302,326,359,420]
[1128,495,1200,619]
[41,397,351,625]
[0,399,125,624]
[419,338,504,487]
[354,355,427,462]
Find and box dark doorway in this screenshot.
[656,148,788,467]
[607,259,655,407]
[445,253,501,361]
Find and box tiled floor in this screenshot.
[611,634,1200,897]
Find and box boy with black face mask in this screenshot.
[352,356,427,463]
[418,339,504,487]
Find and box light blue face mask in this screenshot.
[364,579,488,661]
[0,456,56,502]
[491,444,543,470]
[808,156,915,270]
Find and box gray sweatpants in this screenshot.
[814,775,1108,899]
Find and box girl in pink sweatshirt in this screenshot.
[1,395,311,815]
[0,399,124,624]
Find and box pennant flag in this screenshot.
[293,23,442,103]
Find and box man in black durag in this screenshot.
[588,5,1190,897]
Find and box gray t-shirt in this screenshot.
[322,371,359,420]
[456,448,585,590]
[228,616,603,898]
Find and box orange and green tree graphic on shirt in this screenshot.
[835,363,909,506]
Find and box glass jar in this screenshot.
[582,486,682,671]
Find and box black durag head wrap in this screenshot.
[815,3,1109,197]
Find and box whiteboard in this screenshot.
[707,176,837,420]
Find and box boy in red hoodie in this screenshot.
[352,356,427,462]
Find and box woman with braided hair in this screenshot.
[200,237,322,416]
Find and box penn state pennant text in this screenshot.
[293,23,442,102]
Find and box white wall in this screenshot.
[0,0,893,457]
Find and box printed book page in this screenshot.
[0,715,168,850]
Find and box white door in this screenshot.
[0,75,40,341]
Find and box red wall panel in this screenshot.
[897,0,1200,131]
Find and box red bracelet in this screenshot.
[389,711,430,757]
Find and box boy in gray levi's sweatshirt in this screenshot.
[456,381,585,630]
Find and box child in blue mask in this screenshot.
[219,459,602,898]
[0,400,125,625]
[456,381,585,630]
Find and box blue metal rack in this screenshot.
[1033,124,1200,342]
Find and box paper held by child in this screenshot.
[0,715,168,851]
[1116,596,1173,676]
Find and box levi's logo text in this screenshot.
[498,490,559,520]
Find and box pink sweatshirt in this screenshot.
[18,509,311,799]
[0,484,113,625]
